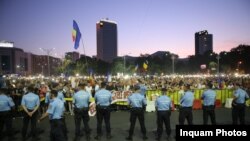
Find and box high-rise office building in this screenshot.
[96,19,118,63]
[195,30,213,56]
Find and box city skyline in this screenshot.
[0,0,249,58]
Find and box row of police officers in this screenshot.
[0,82,249,141]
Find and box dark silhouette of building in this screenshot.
[195,30,213,56]
[32,55,61,76]
[0,41,31,75]
[96,18,118,63]
[0,41,61,76]
[65,51,80,62]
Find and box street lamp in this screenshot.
[171,54,175,74]
[16,65,20,74]
[237,61,242,73]
[39,48,55,76]
[123,53,131,74]
[216,54,220,75]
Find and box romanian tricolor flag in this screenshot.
[72,20,82,49]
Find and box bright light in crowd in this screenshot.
[234,73,239,77]
[76,73,79,77]
[124,75,130,79]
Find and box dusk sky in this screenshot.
[0,0,249,58]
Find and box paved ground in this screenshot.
[2,107,250,141]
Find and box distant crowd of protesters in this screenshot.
[0,74,249,141]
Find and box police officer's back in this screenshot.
[21,86,40,141]
[201,82,216,125]
[126,85,147,140]
[73,83,91,141]
[232,83,249,125]
[0,88,15,140]
[94,82,113,140]
[155,88,172,140]
[39,90,66,141]
[179,84,194,125]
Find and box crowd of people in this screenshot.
[0,74,249,141]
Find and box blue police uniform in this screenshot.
[45,92,53,105]
[179,91,194,125]
[155,95,172,111]
[21,92,40,139]
[139,84,147,97]
[180,91,194,107]
[232,88,249,125]
[201,89,216,125]
[94,88,112,138]
[73,90,91,108]
[73,90,91,138]
[47,98,65,120]
[127,92,147,140]
[0,95,15,111]
[155,95,172,140]
[47,98,67,141]
[57,91,65,103]
[0,93,15,138]
[234,88,249,104]
[95,89,112,106]
[128,93,147,108]
[21,92,40,110]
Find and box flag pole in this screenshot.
[81,38,89,74]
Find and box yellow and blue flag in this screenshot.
[143,61,148,70]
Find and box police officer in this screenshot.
[57,87,65,103]
[56,85,68,138]
[155,88,172,141]
[126,85,147,141]
[232,83,249,125]
[138,79,147,97]
[73,83,91,141]
[201,82,216,125]
[38,90,66,141]
[179,84,194,125]
[0,88,15,141]
[94,82,113,140]
[21,85,40,141]
[45,87,53,108]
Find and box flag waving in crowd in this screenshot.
[72,20,82,49]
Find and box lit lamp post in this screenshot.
[216,54,220,75]
[237,61,242,73]
[123,53,131,74]
[39,48,55,76]
[16,65,20,74]
[41,65,44,75]
[171,54,175,74]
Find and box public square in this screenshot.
[2,107,249,141]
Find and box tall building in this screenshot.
[65,51,80,62]
[0,41,61,76]
[96,19,118,63]
[0,41,31,75]
[195,30,213,56]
